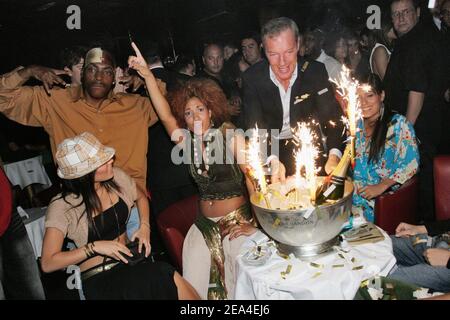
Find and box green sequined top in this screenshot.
[189,122,245,201]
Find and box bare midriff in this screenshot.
[199,195,247,218]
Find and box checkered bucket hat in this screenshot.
[56,132,115,179]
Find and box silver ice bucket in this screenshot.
[250,178,354,257]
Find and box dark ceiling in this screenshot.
[0,0,390,71]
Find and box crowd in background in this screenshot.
[0,0,449,300]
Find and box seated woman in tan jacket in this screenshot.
[41,132,199,300]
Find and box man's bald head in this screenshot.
[202,43,224,76]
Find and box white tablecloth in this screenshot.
[3,155,52,189]
[234,229,396,300]
[23,207,47,259]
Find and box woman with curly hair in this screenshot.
[128,43,285,300]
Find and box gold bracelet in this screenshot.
[89,243,96,256]
[83,245,91,258]
[91,241,97,254]
[88,245,94,258]
[88,243,95,256]
[85,243,94,258]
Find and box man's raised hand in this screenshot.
[29,66,69,95]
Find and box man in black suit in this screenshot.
[240,17,344,176]
[383,0,447,222]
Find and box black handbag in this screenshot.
[124,240,147,266]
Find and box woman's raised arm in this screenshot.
[128,42,183,144]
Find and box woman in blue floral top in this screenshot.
[352,74,419,222]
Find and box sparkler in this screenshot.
[331,66,362,164]
[292,122,319,203]
[246,125,271,208]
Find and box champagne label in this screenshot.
[323,184,336,197]
[303,207,315,219]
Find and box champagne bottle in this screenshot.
[314,143,353,205]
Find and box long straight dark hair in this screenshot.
[56,169,121,231]
[363,73,394,164]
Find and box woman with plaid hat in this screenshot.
[40,132,199,300]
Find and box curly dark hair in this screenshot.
[60,45,87,68]
[167,78,230,129]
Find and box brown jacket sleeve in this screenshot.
[113,167,138,204]
[0,68,51,127]
[141,95,159,127]
[44,196,70,237]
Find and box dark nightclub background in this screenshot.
[0,0,400,71]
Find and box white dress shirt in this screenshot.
[316,50,343,84]
[268,62,342,159]
[269,64,298,140]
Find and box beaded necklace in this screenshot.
[193,128,215,176]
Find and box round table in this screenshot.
[234,228,396,300]
[22,207,47,259]
[3,155,52,190]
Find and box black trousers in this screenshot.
[82,260,178,300]
[0,210,45,299]
[417,141,437,223]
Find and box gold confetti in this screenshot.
[332,264,345,268]
[338,253,345,259]
[310,262,323,268]
[352,265,364,270]
[267,241,276,248]
[286,264,292,274]
[277,251,290,260]
[351,257,356,263]
[312,272,322,279]
[272,217,281,228]
[280,265,292,279]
